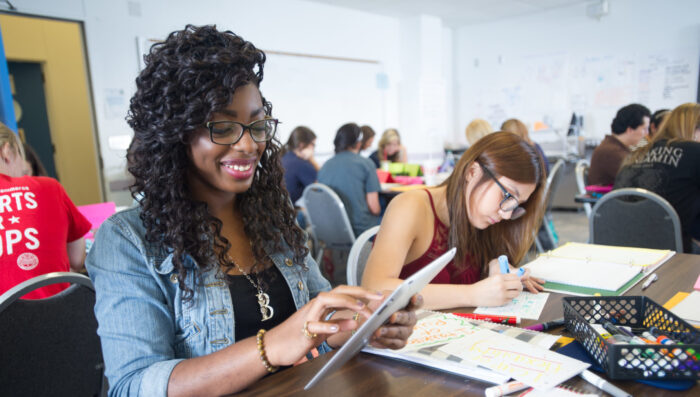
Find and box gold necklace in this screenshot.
[227,254,274,321]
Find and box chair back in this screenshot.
[544,158,566,212]
[574,159,592,218]
[0,272,105,396]
[346,226,380,286]
[302,183,356,250]
[590,188,683,252]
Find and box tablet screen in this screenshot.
[304,247,456,390]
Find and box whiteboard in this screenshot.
[460,48,699,139]
[261,52,384,159]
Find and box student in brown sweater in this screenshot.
[588,104,650,186]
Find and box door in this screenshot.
[8,61,57,178]
[0,13,103,205]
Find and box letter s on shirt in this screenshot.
[24,228,39,249]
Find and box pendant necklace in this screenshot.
[228,254,274,321]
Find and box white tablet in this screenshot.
[304,247,456,390]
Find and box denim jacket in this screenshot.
[85,207,332,397]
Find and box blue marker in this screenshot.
[498,255,509,274]
[499,255,525,277]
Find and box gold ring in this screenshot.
[302,321,317,339]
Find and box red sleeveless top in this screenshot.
[398,190,481,284]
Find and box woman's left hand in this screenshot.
[518,267,545,293]
[368,293,422,349]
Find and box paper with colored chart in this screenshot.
[473,291,550,320]
[362,311,561,385]
[440,329,589,390]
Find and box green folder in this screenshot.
[542,272,645,296]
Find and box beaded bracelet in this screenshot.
[256,329,279,373]
[352,312,360,335]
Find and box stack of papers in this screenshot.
[522,243,675,296]
[670,291,700,327]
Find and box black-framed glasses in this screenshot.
[205,118,279,145]
[478,163,526,220]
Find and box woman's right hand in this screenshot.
[470,273,523,307]
[263,286,384,367]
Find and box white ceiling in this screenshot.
[305,0,592,26]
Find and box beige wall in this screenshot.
[1,13,102,205]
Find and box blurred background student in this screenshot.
[501,118,550,174]
[359,125,376,158]
[615,103,700,253]
[22,142,49,177]
[649,108,670,138]
[0,122,91,299]
[281,126,318,204]
[588,103,650,186]
[369,128,407,168]
[464,118,494,146]
[281,126,318,229]
[319,123,381,236]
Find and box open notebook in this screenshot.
[522,243,675,296]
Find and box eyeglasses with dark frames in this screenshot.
[478,163,526,220]
[205,118,279,146]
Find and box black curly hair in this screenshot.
[611,103,651,134]
[126,25,308,297]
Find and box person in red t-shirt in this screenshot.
[0,123,91,299]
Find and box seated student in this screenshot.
[362,132,546,310]
[319,123,382,236]
[588,104,650,186]
[369,128,407,168]
[85,25,419,397]
[281,126,318,204]
[359,125,376,157]
[633,108,670,150]
[0,123,91,299]
[615,102,700,253]
[649,108,670,139]
[464,118,494,146]
[501,118,550,174]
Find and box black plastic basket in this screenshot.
[563,296,700,380]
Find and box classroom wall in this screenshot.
[7,0,700,204]
[453,0,700,146]
[5,0,405,205]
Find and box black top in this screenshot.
[227,265,296,341]
[615,139,700,251]
[369,150,381,168]
[281,151,317,203]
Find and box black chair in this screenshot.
[590,188,683,252]
[0,272,105,396]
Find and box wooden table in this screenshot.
[239,254,700,396]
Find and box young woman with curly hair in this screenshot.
[362,132,547,310]
[85,25,419,396]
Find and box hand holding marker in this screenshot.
[498,255,525,277]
